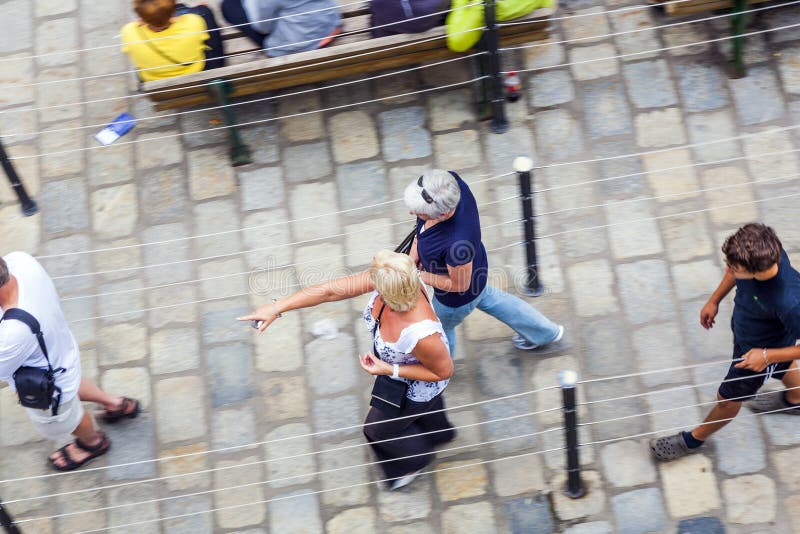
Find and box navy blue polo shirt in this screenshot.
[732,250,800,350]
[416,173,488,308]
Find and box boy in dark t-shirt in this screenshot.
[651,223,800,462]
[404,169,563,357]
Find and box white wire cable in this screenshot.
[34,120,800,265]
[56,167,800,305]
[5,76,484,161]
[5,405,561,507]
[0,26,483,116]
[7,18,799,159]
[579,384,800,429]
[3,53,482,139]
[2,0,793,138]
[62,188,800,323]
[579,363,800,408]
[71,446,567,534]
[0,382,559,485]
[506,21,800,71]
[0,3,482,90]
[580,401,800,449]
[14,424,563,524]
[0,0,370,63]
[491,189,800,251]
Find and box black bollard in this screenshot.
[559,370,585,498]
[0,500,21,534]
[0,138,38,217]
[483,0,509,134]
[514,156,543,296]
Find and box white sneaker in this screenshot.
[512,325,564,351]
[389,470,421,491]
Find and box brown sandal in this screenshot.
[49,432,111,472]
[98,397,140,423]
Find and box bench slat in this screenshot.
[144,4,555,110]
[664,0,770,15]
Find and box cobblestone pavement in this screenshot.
[1,0,800,532]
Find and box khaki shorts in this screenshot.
[25,395,85,440]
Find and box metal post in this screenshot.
[207,79,253,167]
[729,0,748,78]
[0,138,38,217]
[514,156,543,296]
[559,370,584,499]
[483,0,509,134]
[0,500,21,534]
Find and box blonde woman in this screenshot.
[240,250,454,490]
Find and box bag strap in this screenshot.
[1,308,56,373]
[136,24,192,67]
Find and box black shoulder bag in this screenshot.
[369,300,409,417]
[2,309,64,416]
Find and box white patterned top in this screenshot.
[363,292,450,402]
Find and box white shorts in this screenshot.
[25,395,85,440]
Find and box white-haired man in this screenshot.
[404,169,564,357]
[0,252,140,471]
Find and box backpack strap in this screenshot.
[1,308,56,372]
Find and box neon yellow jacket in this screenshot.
[446,0,553,52]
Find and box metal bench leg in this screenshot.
[484,0,509,134]
[206,79,253,167]
[474,54,493,121]
[729,0,748,78]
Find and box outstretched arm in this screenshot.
[238,271,374,333]
[700,269,736,329]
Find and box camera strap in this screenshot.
[1,308,65,415]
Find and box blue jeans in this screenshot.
[432,285,559,358]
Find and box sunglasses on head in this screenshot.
[418,176,434,204]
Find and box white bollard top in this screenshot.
[513,156,535,173]
[557,370,579,388]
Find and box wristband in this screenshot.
[762,348,769,365]
[392,364,400,379]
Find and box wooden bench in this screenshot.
[654,0,769,77]
[140,0,556,165]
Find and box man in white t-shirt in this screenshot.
[0,252,140,471]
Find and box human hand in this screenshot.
[358,353,392,376]
[734,348,768,372]
[700,300,719,330]
[237,302,281,334]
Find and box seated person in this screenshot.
[221,0,341,57]
[121,0,224,82]
[370,0,448,38]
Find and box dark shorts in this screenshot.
[718,343,793,401]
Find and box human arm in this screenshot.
[735,345,800,372]
[419,261,472,293]
[0,324,39,378]
[358,334,454,381]
[700,269,736,329]
[238,270,374,333]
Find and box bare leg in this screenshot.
[49,411,105,468]
[781,361,800,404]
[78,378,123,411]
[690,393,742,441]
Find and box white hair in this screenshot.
[403,169,461,218]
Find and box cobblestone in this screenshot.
[330,111,380,163]
[601,440,656,487]
[570,43,619,80]
[215,457,265,529]
[676,62,729,112]
[428,90,473,131]
[506,495,553,534]
[660,454,721,518]
[612,488,667,534]
[722,474,776,524]
[583,79,633,138]
[530,70,575,108]
[624,60,677,108]
[283,141,333,183]
[729,66,786,125]
[155,376,207,442]
[442,502,495,534]
[379,106,432,162]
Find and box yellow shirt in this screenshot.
[121,14,209,82]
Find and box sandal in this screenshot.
[649,432,697,462]
[747,391,800,414]
[98,397,140,423]
[49,432,111,472]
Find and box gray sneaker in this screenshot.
[747,391,800,414]
[512,325,565,351]
[649,432,699,462]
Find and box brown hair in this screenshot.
[134,0,176,28]
[0,257,8,287]
[722,223,782,273]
